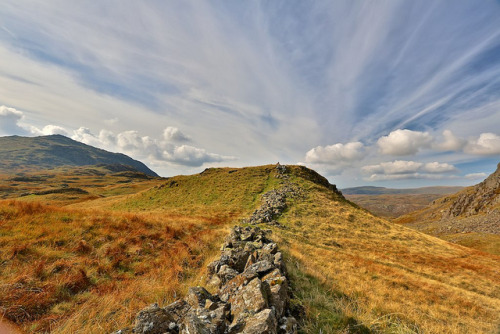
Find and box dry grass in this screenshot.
[0,200,227,333]
[270,169,500,333]
[1,165,499,333]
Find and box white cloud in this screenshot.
[435,130,466,151]
[377,129,433,155]
[305,142,364,164]
[69,126,233,168]
[0,105,28,135]
[362,160,457,181]
[362,160,422,175]
[464,133,500,155]
[163,145,235,167]
[465,172,487,180]
[422,162,456,173]
[30,124,71,136]
[163,126,191,142]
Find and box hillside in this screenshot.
[0,135,158,176]
[0,165,499,333]
[396,163,500,255]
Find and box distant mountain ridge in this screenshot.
[342,185,464,195]
[0,135,158,176]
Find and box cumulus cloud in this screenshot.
[435,130,466,151]
[464,133,500,155]
[30,124,71,136]
[69,126,233,168]
[163,145,235,167]
[0,105,28,135]
[305,142,364,164]
[163,127,191,142]
[362,160,457,181]
[377,129,433,155]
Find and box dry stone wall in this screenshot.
[113,164,300,334]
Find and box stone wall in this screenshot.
[114,226,299,334]
[113,164,301,334]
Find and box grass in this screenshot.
[0,200,227,333]
[1,164,499,333]
[268,166,500,333]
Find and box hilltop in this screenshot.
[0,164,498,333]
[396,163,500,255]
[0,135,158,176]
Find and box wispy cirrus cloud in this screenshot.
[0,1,499,185]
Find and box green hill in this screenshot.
[0,135,158,176]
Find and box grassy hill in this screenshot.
[0,165,499,333]
[0,135,158,176]
[396,163,500,255]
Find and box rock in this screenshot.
[217,265,239,284]
[186,287,215,308]
[133,303,175,334]
[244,260,274,277]
[229,278,268,321]
[241,308,278,334]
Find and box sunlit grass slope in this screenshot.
[272,166,500,333]
[0,165,277,333]
[1,164,499,333]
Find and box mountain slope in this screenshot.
[396,163,500,254]
[0,165,499,333]
[0,135,158,176]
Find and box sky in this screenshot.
[0,1,499,188]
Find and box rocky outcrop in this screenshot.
[114,227,298,334]
[446,163,500,218]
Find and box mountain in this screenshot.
[342,185,464,195]
[396,163,500,254]
[0,134,158,176]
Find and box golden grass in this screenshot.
[270,169,500,333]
[1,164,499,333]
[0,200,227,333]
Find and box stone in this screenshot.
[244,260,274,277]
[164,299,190,322]
[229,278,268,321]
[265,276,288,318]
[133,303,175,334]
[217,265,239,284]
[241,308,278,334]
[186,286,214,308]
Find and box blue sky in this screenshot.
[0,1,499,188]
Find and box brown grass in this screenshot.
[0,200,228,333]
[271,168,500,333]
